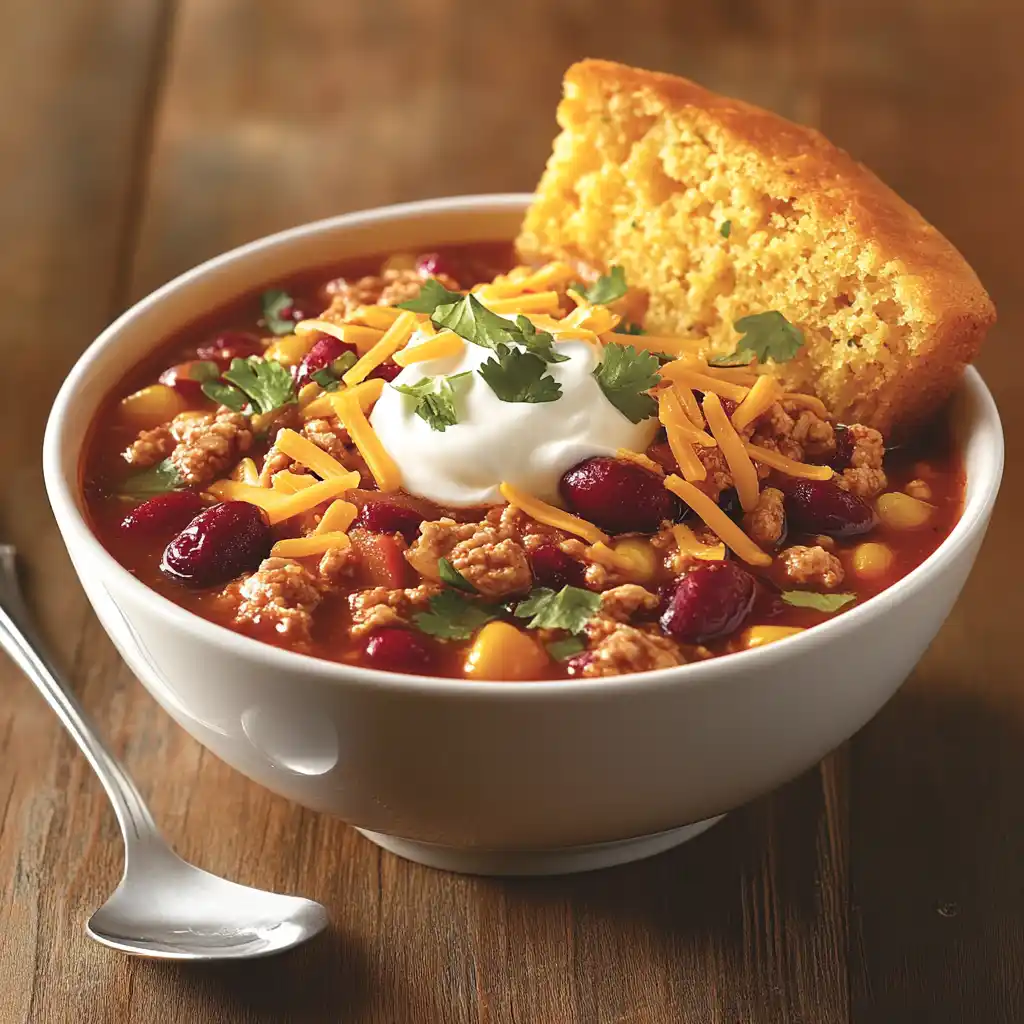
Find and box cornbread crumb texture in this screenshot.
[518,59,995,435]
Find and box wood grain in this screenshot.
[0,0,1019,1021]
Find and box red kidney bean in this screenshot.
[783,479,875,537]
[352,500,423,544]
[367,362,402,383]
[559,457,681,534]
[160,501,271,588]
[196,330,262,368]
[120,491,206,538]
[529,543,586,589]
[295,335,356,388]
[660,562,756,643]
[828,426,856,471]
[158,361,211,403]
[364,628,437,675]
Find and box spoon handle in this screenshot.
[0,546,157,841]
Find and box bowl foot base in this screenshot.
[355,815,725,876]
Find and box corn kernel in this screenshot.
[611,538,659,583]
[265,333,316,367]
[464,621,550,681]
[118,384,186,431]
[742,626,805,649]
[876,491,934,530]
[852,541,895,578]
[904,478,933,502]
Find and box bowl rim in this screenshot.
[43,193,1005,700]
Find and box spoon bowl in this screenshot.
[0,544,329,960]
[87,844,328,959]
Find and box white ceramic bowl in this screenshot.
[44,195,1003,875]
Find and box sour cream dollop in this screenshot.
[370,334,659,507]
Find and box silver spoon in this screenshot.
[0,545,328,959]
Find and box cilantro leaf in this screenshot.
[710,311,804,367]
[397,278,464,313]
[613,322,646,336]
[223,356,297,415]
[413,590,498,640]
[546,636,586,661]
[391,371,471,431]
[581,266,627,305]
[431,293,519,351]
[187,360,221,382]
[514,315,569,363]
[780,590,857,613]
[201,379,248,412]
[261,289,297,336]
[592,342,660,423]
[514,586,602,634]
[438,556,475,592]
[720,220,732,238]
[118,458,185,498]
[478,348,562,404]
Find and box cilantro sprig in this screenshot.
[397,278,464,313]
[478,347,562,404]
[118,458,185,498]
[438,556,474,592]
[413,590,498,640]
[391,371,472,431]
[201,356,297,416]
[573,266,628,305]
[592,343,661,423]
[514,586,602,634]
[780,590,856,613]
[710,311,804,368]
[261,289,298,336]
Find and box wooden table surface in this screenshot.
[1,2,1020,1021]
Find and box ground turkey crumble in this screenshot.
[223,558,322,643]
[781,545,846,589]
[348,583,440,637]
[124,406,253,489]
[406,516,532,598]
[323,268,460,320]
[837,424,887,499]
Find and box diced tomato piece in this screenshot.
[349,528,410,588]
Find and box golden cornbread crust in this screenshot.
[517,59,996,435]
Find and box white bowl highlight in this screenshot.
[43,195,1003,875]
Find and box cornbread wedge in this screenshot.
[517,59,995,435]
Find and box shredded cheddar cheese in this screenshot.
[271,532,352,559]
[616,448,664,475]
[671,523,727,562]
[393,331,464,367]
[731,375,783,431]
[499,482,609,546]
[351,305,407,330]
[302,377,384,421]
[598,333,703,358]
[315,499,358,535]
[561,304,620,334]
[343,310,418,386]
[274,429,352,480]
[780,392,831,418]
[208,476,357,525]
[702,393,760,512]
[331,391,402,491]
[659,363,751,403]
[483,291,562,315]
[659,390,706,482]
[294,319,385,355]
[744,442,834,480]
[271,471,316,494]
[662,475,772,567]
[517,261,576,292]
